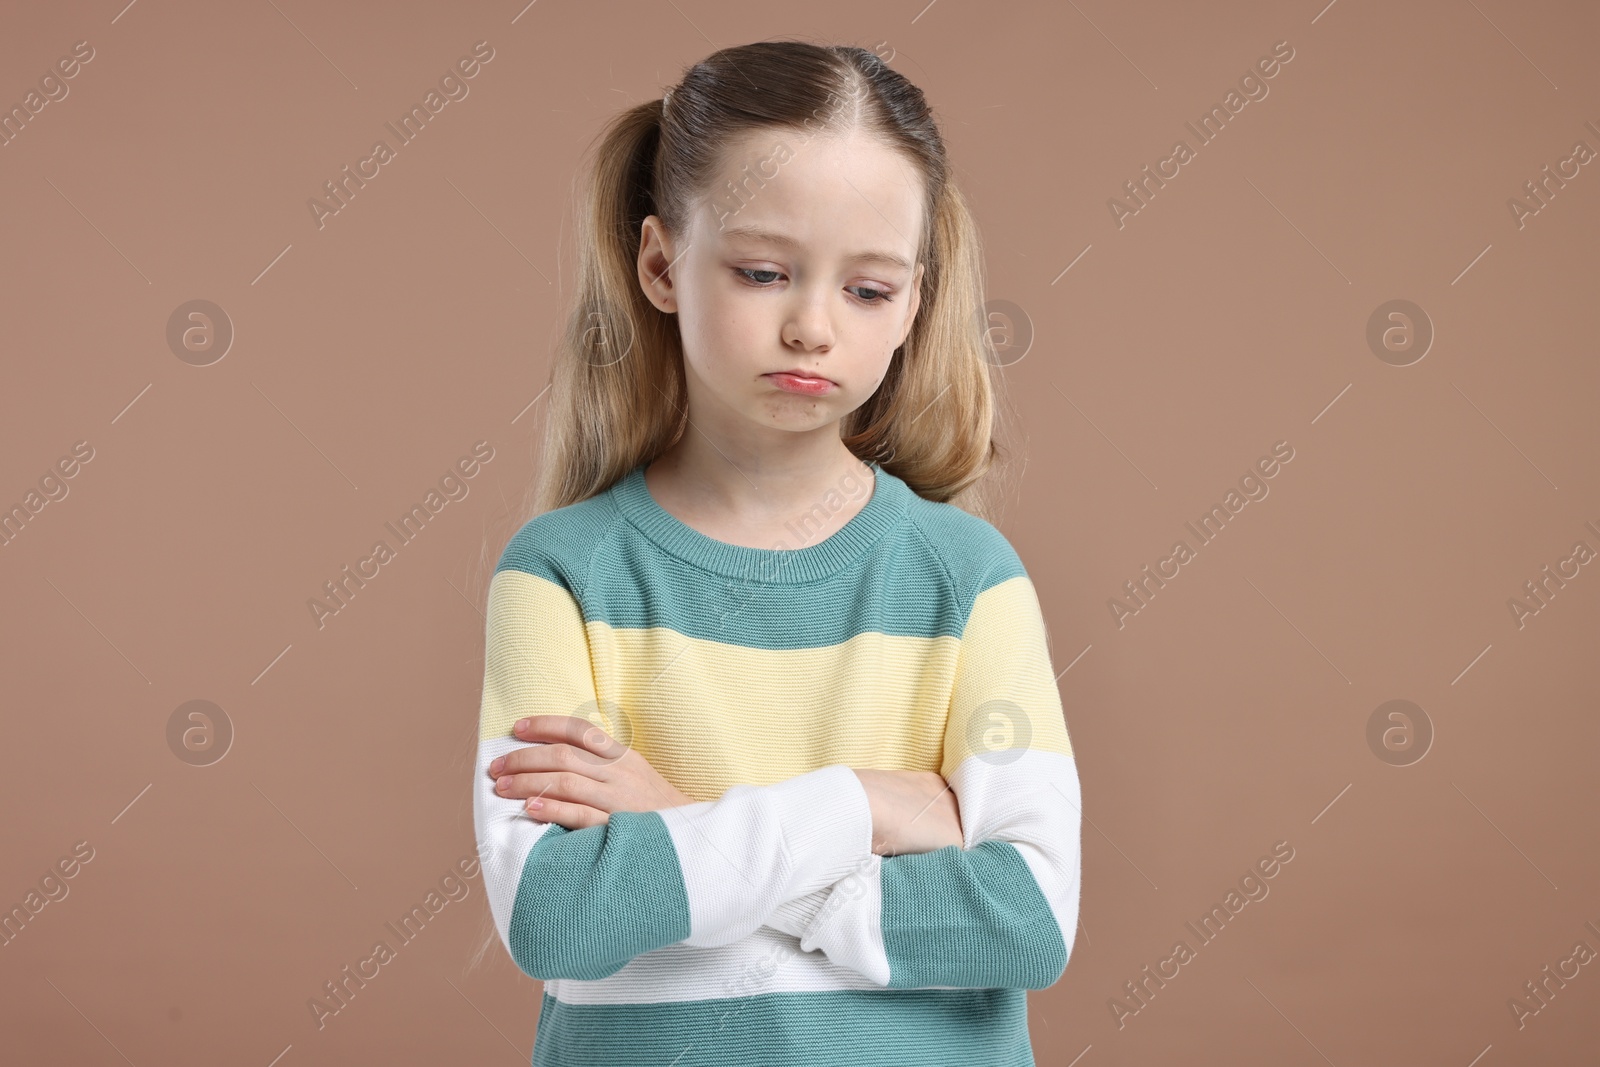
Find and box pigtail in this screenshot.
[527,98,689,517]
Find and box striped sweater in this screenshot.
[473,459,1082,1066]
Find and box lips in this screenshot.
[764,371,835,396]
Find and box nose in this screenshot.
[782,287,835,352]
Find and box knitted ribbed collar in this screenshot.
[610,460,911,583]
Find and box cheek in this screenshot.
[676,294,722,359]
[682,284,742,346]
[871,333,900,382]
[679,304,759,383]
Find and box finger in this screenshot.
[496,768,606,810]
[526,797,610,831]
[514,715,629,764]
[494,741,617,785]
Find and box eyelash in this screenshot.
[733,268,897,305]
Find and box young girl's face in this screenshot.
[638,128,925,449]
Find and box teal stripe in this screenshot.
[494,466,1027,649]
[509,811,691,981]
[881,840,1068,990]
[531,985,1035,1066]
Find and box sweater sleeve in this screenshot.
[763,565,1082,991]
[473,555,876,983]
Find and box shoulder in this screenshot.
[495,487,624,594]
[896,492,1055,652]
[898,490,1029,606]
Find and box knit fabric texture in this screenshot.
[473,459,1082,1066]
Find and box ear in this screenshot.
[637,215,678,313]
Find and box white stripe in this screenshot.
[473,735,558,953]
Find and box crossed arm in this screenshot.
[474,565,1081,990]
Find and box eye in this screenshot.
[733,268,897,305]
[847,284,895,305]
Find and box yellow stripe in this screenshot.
[478,570,1071,802]
[478,569,600,740]
[588,624,957,800]
[942,576,1074,776]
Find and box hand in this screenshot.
[487,715,696,830]
[852,768,965,857]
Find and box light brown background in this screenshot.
[2,1,1597,1064]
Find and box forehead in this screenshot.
[697,129,925,267]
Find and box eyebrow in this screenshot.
[719,224,915,272]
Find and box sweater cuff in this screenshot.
[659,763,875,948]
[766,890,827,939]
[767,763,875,892]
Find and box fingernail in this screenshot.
[515,718,531,733]
[489,756,505,775]
[526,798,543,811]
[497,776,511,792]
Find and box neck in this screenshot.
[645,437,873,526]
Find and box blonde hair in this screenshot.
[529,38,1020,521]
[465,38,1023,976]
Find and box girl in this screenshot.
[471,39,1081,1067]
